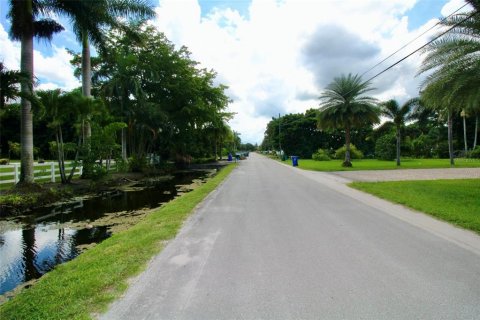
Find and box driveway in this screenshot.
[331,167,480,182]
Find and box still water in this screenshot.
[0,170,212,296]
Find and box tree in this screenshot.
[7,0,63,184]
[50,0,155,141]
[418,0,480,163]
[318,74,379,167]
[0,63,29,109]
[380,98,418,166]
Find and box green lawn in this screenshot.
[294,158,480,171]
[0,163,237,320]
[350,179,480,234]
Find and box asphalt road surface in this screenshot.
[101,153,480,320]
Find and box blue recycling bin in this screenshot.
[228,153,232,161]
[291,156,299,167]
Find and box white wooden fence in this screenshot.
[0,162,83,185]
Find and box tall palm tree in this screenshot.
[318,74,379,167]
[7,0,63,184]
[380,98,418,166]
[420,78,459,165]
[418,0,480,163]
[50,0,155,141]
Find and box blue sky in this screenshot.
[0,0,468,143]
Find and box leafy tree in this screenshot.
[375,133,396,160]
[380,98,418,165]
[50,0,155,140]
[7,0,63,183]
[318,74,379,167]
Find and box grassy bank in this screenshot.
[350,179,480,234]
[0,164,237,320]
[295,158,480,171]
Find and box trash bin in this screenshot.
[228,153,232,161]
[291,156,299,167]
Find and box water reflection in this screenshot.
[0,226,110,295]
[0,170,211,296]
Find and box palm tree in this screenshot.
[50,0,155,141]
[420,78,460,165]
[318,74,379,167]
[7,0,63,184]
[418,0,480,162]
[380,98,418,166]
[0,63,29,108]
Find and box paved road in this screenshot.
[101,153,480,319]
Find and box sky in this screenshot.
[0,0,472,144]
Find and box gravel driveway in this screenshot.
[331,168,480,182]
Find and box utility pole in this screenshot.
[278,113,282,153]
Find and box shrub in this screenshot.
[411,134,432,158]
[375,134,396,160]
[469,146,480,159]
[0,158,9,165]
[312,149,331,161]
[335,144,363,160]
[90,164,108,181]
[129,155,147,172]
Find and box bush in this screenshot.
[335,144,363,160]
[0,158,9,165]
[89,164,108,181]
[411,134,432,158]
[469,146,480,158]
[312,149,331,161]
[129,155,147,172]
[375,134,396,160]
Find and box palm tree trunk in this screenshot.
[81,31,92,142]
[343,126,352,167]
[67,137,81,183]
[474,115,478,149]
[121,127,127,161]
[462,112,467,153]
[448,111,454,166]
[56,129,66,183]
[19,7,35,184]
[396,127,401,166]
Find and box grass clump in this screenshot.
[0,185,70,216]
[0,164,237,319]
[350,179,480,234]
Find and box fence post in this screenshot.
[51,162,55,182]
[13,163,19,184]
[79,163,83,176]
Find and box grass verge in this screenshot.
[350,179,480,234]
[0,163,237,320]
[296,158,480,171]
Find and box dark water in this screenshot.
[0,170,211,296]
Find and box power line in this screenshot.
[360,3,469,78]
[364,9,479,85]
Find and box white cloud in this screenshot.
[151,0,445,144]
[0,23,21,69]
[441,0,471,16]
[0,23,80,91]
[34,46,80,90]
[2,1,455,144]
